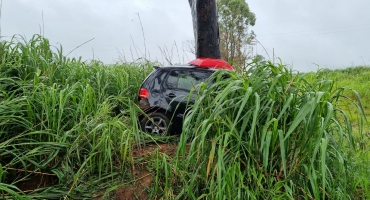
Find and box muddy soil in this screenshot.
[109,143,180,200]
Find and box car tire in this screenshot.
[140,112,171,136]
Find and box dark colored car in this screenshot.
[138,58,233,135]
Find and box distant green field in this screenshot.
[312,67,370,149]
[323,67,370,122]
[1,35,369,199]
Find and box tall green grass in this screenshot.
[1,35,369,199]
[307,67,370,126]
[150,62,369,199]
[0,35,152,199]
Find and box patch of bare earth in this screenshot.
[113,143,181,200]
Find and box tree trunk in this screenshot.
[188,0,221,59]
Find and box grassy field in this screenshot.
[0,35,369,199]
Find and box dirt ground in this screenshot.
[9,143,181,200]
[112,143,179,200]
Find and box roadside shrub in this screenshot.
[174,61,367,199]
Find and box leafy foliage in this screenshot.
[0,35,369,199]
[171,61,368,199]
[0,35,152,199]
[217,0,256,69]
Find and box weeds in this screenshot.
[170,61,369,199]
[0,35,152,199]
[0,35,369,199]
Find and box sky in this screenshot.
[1,0,370,72]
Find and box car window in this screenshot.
[165,71,178,88]
[164,70,213,91]
[178,75,197,90]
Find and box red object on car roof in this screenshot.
[188,58,234,70]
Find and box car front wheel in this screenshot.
[140,112,171,136]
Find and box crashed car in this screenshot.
[137,58,233,135]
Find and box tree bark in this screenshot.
[188,0,221,59]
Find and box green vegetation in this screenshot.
[1,35,369,199]
[218,0,257,68]
[306,67,370,149]
[0,35,153,199]
[322,67,370,126]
